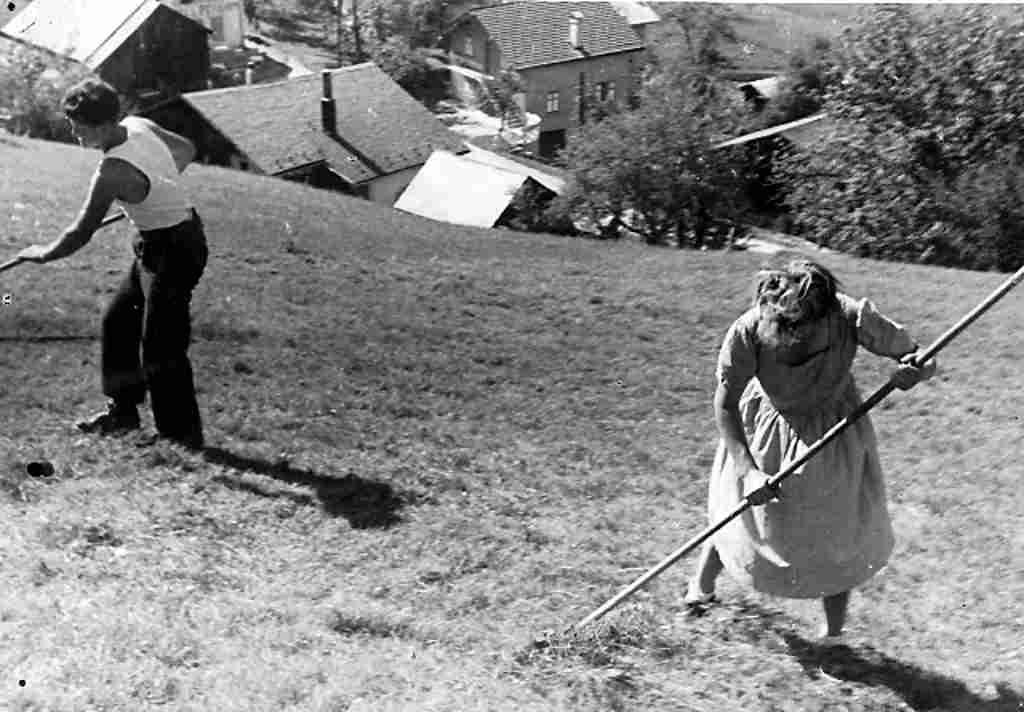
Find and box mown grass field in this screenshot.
[0,134,1022,711]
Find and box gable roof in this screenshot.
[0,0,208,69]
[180,63,467,181]
[395,149,548,228]
[468,1,645,70]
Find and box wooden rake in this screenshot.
[0,211,127,274]
[570,262,1024,632]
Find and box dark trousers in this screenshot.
[102,210,208,440]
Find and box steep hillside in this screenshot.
[1,134,1021,711]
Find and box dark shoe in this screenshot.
[175,432,204,452]
[76,401,141,435]
[162,430,204,452]
[132,430,203,451]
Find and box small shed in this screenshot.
[0,0,211,103]
[395,149,558,229]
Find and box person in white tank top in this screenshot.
[17,78,209,450]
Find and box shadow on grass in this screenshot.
[782,632,1024,711]
[201,446,406,529]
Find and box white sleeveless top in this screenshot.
[105,117,193,231]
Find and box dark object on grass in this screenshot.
[26,461,55,477]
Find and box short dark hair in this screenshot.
[62,78,121,126]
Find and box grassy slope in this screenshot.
[723,3,863,72]
[0,135,1022,711]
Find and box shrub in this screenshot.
[0,44,93,142]
[559,64,750,247]
[781,6,1024,271]
[368,37,448,107]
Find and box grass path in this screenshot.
[0,135,1021,711]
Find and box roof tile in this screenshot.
[182,63,467,179]
[469,1,645,70]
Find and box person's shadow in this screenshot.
[200,446,408,529]
[782,630,1023,711]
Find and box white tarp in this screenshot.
[463,145,565,194]
[395,150,532,229]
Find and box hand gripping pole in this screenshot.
[572,263,1024,631]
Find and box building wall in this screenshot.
[167,0,246,47]
[99,9,210,101]
[448,18,501,75]
[520,51,641,135]
[368,166,422,206]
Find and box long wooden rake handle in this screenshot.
[0,211,127,273]
[572,262,1024,631]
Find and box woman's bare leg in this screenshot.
[822,590,850,637]
[686,542,724,600]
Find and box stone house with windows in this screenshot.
[446,1,646,159]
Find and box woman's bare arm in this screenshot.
[713,381,758,474]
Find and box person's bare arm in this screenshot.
[713,381,758,474]
[136,117,196,173]
[714,379,778,504]
[17,159,139,263]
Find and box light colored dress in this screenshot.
[709,293,916,599]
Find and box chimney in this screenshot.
[321,69,336,136]
[569,11,583,50]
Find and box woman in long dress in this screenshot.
[685,259,937,642]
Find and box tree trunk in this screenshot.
[352,0,363,61]
[342,1,350,64]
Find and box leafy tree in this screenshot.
[556,66,749,247]
[0,44,92,142]
[362,0,449,50]
[656,2,739,73]
[760,36,832,127]
[368,37,447,106]
[781,5,1024,270]
[243,0,259,30]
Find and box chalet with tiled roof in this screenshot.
[447,1,646,158]
[145,63,468,204]
[0,0,211,104]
